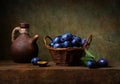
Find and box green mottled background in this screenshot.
[0,0,120,61]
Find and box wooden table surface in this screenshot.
[0,60,120,84]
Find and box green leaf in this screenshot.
[81,49,96,66]
[85,49,95,59]
[81,56,94,65]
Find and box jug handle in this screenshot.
[11,27,21,42]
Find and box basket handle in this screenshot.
[43,35,53,47]
[84,34,92,49]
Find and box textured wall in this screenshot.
[0,0,120,61]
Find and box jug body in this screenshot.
[11,23,39,63]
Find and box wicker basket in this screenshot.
[43,35,92,66]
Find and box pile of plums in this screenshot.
[49,32,87,48]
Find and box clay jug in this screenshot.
[11,23,39,63]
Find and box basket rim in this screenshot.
[46,44,84,51]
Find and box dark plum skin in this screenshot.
[87,60,97,68]
[53,43,63,48]
[71,36,82,47]
[62,41,72,48]
[81,38,87,45]
[61,32,73,42]
[31,57,41,65]
[52,36,61,43]
[97,58,108,67]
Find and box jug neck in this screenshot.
[19,28,29,34]
[19,23,29,34]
